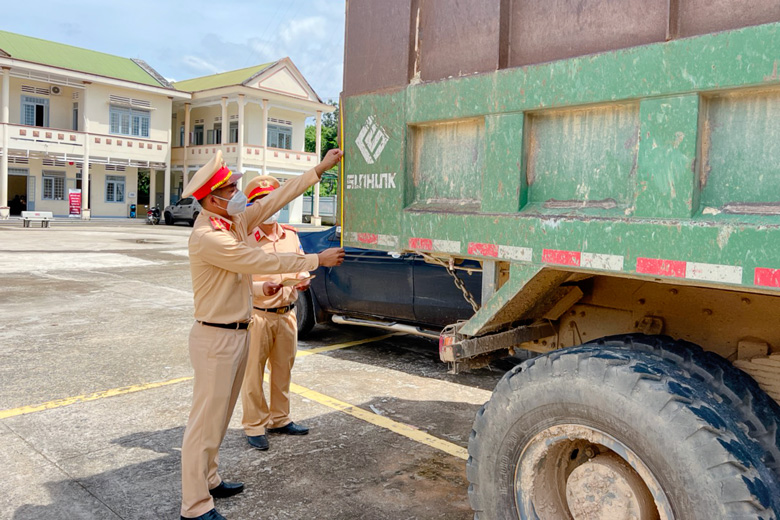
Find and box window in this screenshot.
[109,106,150,137]
[267,124,292,149]
[106,175,125,203]
[72,103,79,131]
[21,96,49,127]
[193,125,204,145]
[229,121,238,144]
[42,171,65,200]
[179,125,185,147]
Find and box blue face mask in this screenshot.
[213,191,248,215]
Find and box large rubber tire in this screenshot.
[595,334,780,480]
[467,344,780,519]
[164,212,173,225]
[296,290,316,339]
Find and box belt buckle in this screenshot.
[277,307,286,314]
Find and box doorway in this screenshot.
[8,169,28,216]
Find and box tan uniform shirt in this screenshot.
[249,223,307,309]
[188,168,320,323]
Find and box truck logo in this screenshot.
[356,115,389,164]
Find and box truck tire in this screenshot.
[467,345,780,519]
[296,290,315,339]
[595,334,780,480]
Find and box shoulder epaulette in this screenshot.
[281,224,298,233]
[209,216,232,232]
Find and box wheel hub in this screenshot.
[566,452,657,520]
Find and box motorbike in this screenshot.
[146,206,161,225]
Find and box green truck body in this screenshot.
[341,2,780,517]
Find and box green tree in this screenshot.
[305,100,339,160]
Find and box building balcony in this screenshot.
[171,145,318,172]
[1,123,169,166]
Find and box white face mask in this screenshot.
[263,210,281,224]
[213,191,248,215]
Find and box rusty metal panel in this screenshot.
[343,0,413,96]
[676,0,780,38]
[506,0,669,67]
[417,0,501,82]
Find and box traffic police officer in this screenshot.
[180,149,345,520]
[241,175,311,451]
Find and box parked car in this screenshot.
[164,197,202,226]
[295,226,482,338]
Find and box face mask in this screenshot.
[213,191,247,215]
[264,210,281,224]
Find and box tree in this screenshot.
[305,100,339,161]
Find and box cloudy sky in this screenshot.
[1,0,345,102]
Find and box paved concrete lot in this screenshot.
[0,220,512,519]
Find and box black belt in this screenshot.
[199,321,250,330]
[254,303,295,314]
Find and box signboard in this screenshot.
[68,189,82,217]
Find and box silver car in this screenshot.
[163,197,202,226]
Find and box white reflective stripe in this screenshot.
[685,262,743,284]
[377,234,399,248]
[581,252,624,271]
[498,245,533,262]
[433,239,461,254]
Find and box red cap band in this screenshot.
[247,185,275,202]
[192,166,232,200]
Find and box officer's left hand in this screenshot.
[263,282,283,296]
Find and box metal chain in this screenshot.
[446,264,480,313]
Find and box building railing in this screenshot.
[171,144,318,170]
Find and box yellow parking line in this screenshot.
[290,382,468,460]
[0,377,193,420]
[0,333,394,420]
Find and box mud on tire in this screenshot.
[467,343,780,519]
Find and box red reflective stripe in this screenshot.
[636,257,686,277]
[754,267,780,287]
[468,242,499,257]
[357,233,378,244]
[542,249,581,266]
[409,238,433,250]
[192,166,232,200]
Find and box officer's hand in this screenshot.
[294,278,312,291]
[315,149,344,176]
[318,247,345,267]
[263,282,283,296]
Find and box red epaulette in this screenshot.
[281,224,298,233]
[209,216,232,231]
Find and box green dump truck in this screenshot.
[341,1,780,518]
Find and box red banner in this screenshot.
[69,189,82,216]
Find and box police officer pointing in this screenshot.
[180,149,345,520]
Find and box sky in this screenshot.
[1,0,346,102]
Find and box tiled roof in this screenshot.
[172,63,275,92]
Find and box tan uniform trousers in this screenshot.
[241,309,298,435]
[181,322,250,518]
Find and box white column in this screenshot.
[183,102,191,186]
[164,118,171,208]
[149,169,157,210]
[81,82,91,219]
[237,94,245,188]
[312,110,323,226]
[0,67,9,218]
[220,97,228,152]
[261,99,269,175]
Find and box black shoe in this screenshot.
[247,434,269,450]
[208,481,244,499]
[267,422,309,435]
[181,508,226,520]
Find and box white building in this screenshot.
[0,31,334,224]
[0,30,189,219]
[168,59,334,224]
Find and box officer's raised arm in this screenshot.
[244,148,344,229]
